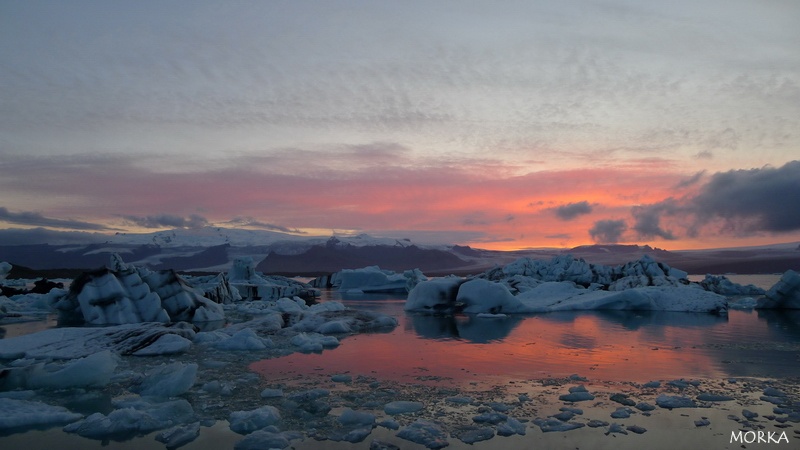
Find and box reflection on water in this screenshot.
[252,290,800,384]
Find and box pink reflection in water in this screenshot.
[248,302,791,385]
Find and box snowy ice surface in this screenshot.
[757,270,800,309]
[406,255,728,314]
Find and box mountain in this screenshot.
[0,227,798,277]
[255,237,471,275]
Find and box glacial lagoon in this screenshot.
[2,274,799,449]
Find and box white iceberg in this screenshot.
[406,255,727,314]
[320,266,427,293]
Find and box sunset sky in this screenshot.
[1,0,799,250]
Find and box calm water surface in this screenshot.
[253,274,800,384]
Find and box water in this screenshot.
[252,286,800,385]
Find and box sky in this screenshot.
[1,0,799,250]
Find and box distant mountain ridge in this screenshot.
[0,227,798,276]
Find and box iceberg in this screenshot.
[406,255,727,314]
[55,254,224,325]
[315,266,427,293]
[757,270,800,309]
[227,257,318,301]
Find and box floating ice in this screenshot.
[290,332,340,353]
[0,322,195,360]
[406,255,727,314]
[459,427,494,444]
[656,394,697,409]
[155,422,201,449]
[385,400,424,415]
[228,257,316,301]
[317,266,427,293]
[56,254,224,325]
[700,275,765,296]
[338,408,376,427]
[213,328,273,351]
[757,270,800,309]
[135,362,198,398]
[0,397,82,430]
[229,405,282,435]
[0,261,11,280]
[64,397,194,438]
[0,350,118,391]
[534,417,585,432]
[396,420,449,449]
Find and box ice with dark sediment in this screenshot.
[54,254,224,325]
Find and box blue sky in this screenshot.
[1,1,799,249]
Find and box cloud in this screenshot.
[121,214,209,229]
[631,200,678,240]
[673,170,706,189]
[589,219,627,244]
[0,228,106,245]
[0,207,113,231]
[690,160,800,233]
[553,201,593,221]
[224,217,306,234]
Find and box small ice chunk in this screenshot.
[229,406,281,435]
[696,393,735,402]
[473,412,508,424]
[610,407,632,419]
[137,362,198,398]
[214,329,272,351]
[606,423,628,435]
[559,385,595,402]
[459,427,494,444]
[656,394,697,409]
[694,418,711,427]
[636,402,656,412]
[234,429,291,450]
[396,420,449,449]
[260,388,284,399]
[155,422,201,449]
[496,416,526,436]
[627,425,647,434]
[331,374,353,383]
[132,334,192,356]
[385,401,424,415]
[534,417,585,432]
[339,409,376,427]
